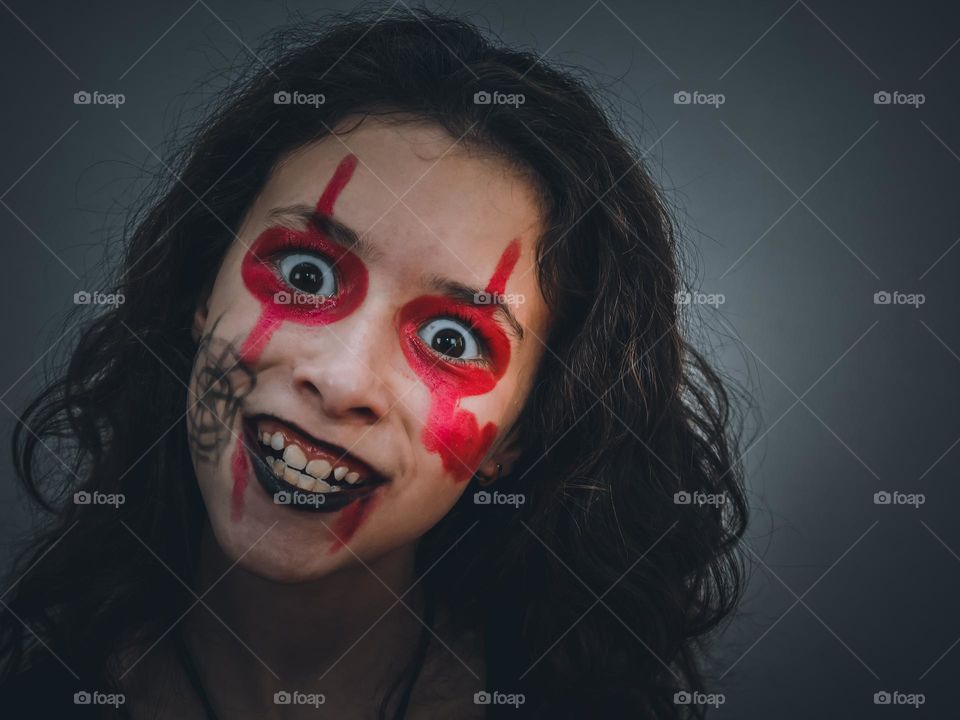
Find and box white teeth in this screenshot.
[333,466,348,481]
[271,458,285,479]
[282,444,307,470]
[305,459,332,480]
[260,431,270,445]
[314,478,333,493]
[328,484,342,492]
[270,433,285,451]
[344,471,360,485]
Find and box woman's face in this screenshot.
[187,117,550,582]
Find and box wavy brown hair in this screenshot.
[1,7,748,718]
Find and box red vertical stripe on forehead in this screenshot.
[484,238,521,296]
[316,154,359,215]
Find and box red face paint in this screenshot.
[326,493,378,555]
[230,439,249,522]
[231,154,367,519]
[396,239,521,483]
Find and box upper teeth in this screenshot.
[259,430,364,489]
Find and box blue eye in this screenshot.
[418,318,483,360]
[278,252,336,296]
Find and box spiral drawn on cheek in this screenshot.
[398,239,522,483]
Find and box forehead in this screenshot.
[247,117,550,335]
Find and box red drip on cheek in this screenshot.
[397,239,522,483]
[326,493,378,555]
[230,438,249,521]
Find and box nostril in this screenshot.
[352,407,378,423]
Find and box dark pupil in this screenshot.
[432,328,465,358]
[289,261,323,293]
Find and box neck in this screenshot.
[186,523,423,712]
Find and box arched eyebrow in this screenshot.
[267,203,525,344]
[267,204,384,262]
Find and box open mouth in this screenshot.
[241,414,387,513]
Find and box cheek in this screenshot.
[423,399,500,483]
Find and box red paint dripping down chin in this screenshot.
[327,493,378,555]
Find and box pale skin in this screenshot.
[122,117,550,718]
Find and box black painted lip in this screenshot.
[241,421,377,514]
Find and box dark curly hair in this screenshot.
[1,7,748,719]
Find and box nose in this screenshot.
[289,309,393,424]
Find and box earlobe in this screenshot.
[191,294,210,344]
[477,429,523,484]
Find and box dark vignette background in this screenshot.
[1,1,958,718]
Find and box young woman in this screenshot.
[0,8,747,719]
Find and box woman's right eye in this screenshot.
[277,252,337,297]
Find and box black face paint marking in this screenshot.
[186,315,256,466]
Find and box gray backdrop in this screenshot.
[1,1,958,717]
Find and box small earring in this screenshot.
[478,463,502,487]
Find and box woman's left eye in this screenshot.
[277,252,336,296]
[418,318,484,362]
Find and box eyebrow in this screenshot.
[267,204,383,262]
[267,203,526,344]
